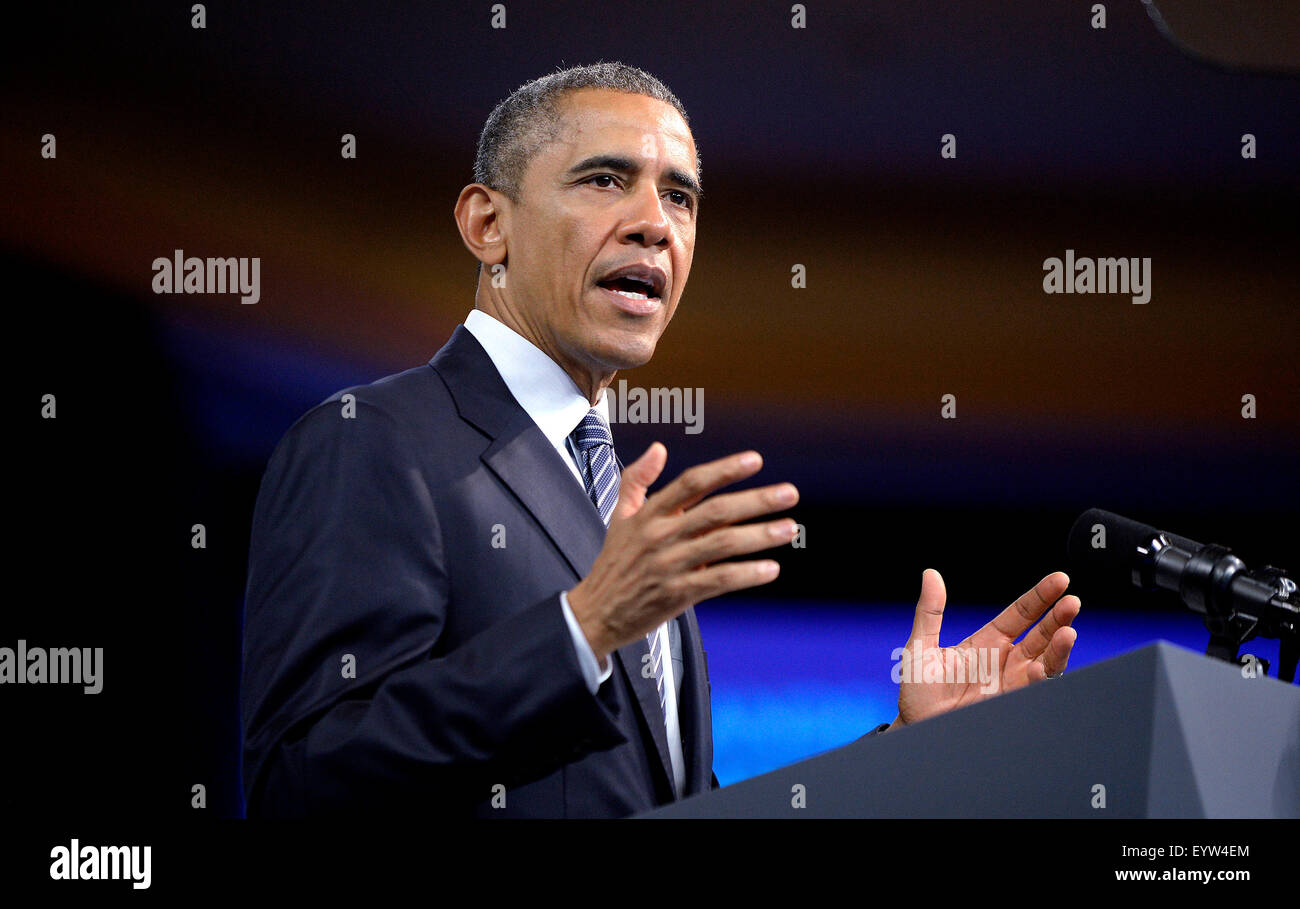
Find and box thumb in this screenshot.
[909,568,947,647]
[612,442,667,520]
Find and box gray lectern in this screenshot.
[641,642,1299,818]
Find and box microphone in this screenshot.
[1067,508,1298,682]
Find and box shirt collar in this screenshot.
[463,309,610,447]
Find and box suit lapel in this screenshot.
[615,637,675,796]
[432,326,605,577]
[431,325,677,792]
[676,606,714,795]
[481,411,607,579]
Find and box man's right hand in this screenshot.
[567,443,799,664]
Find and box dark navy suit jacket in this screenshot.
[241,325,716,817]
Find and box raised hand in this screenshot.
[891,569,1080,729]
[567,444,798,662]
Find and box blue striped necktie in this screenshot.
[571,409,620,526]
[570,409,669,724]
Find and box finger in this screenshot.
[1035,625,1077,680]
[673,558,781,604]
[612,442,667,520]
[986,572,1070,644]
[1016,594,1081,662]
[648,450,764,516]
[674,483,799,540]
[668,518,799,570]
[908,569,946,647]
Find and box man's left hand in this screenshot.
[888,569,1080,730]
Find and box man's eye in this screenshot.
[666,190,693,210]
[586,174,618,188]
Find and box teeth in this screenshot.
[610,288,649,300]
[605,274,658,297]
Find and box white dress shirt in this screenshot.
[463,309,685,796]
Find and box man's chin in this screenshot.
[586,332,660,371]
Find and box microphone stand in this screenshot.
[1140,536,1299,682]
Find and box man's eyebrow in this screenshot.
[566,154,703,199]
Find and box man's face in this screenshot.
[500,88,699,377]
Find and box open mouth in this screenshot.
[597,275,660,302]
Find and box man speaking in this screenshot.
[240,63,1081,818]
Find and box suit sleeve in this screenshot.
[240,398,627,816]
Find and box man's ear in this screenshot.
[454,183,509,270]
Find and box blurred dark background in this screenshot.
[4,2,1297,815]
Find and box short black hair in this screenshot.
[474,61,700,204]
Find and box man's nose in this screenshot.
[618,185,671,247]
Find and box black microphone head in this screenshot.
[1067,508,1161,580]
